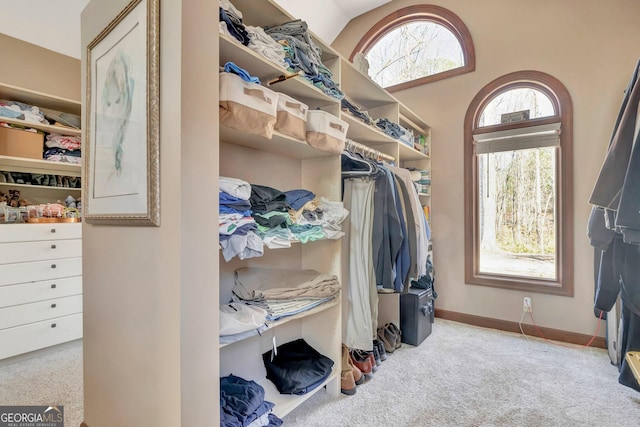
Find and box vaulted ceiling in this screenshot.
[0,0,389,58]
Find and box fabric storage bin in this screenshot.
[275,93,308,140]
[306,110,349,155]
[219,72,278,139]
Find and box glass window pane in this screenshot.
[366,22,464,88]
[477,147,556,279]
[478,88,555,127]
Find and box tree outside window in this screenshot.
[351,5,475,92]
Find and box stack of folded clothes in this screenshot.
[219,179,349,258]
[219,176,264,261]
[232,267,340,321]
[220,374,282,427]
[219,302,268,345]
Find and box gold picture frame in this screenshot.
[84,0,160,226]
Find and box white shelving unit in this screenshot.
[0,83,82,206]
[217,0,432,418]
[0,83,82,360]
[218,0,343,417]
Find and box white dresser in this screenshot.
[0,222,82,359]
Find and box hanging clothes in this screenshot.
[588,59,640,393]
[341,144,432,352]
[343,177,377,352]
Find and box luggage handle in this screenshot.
[329,122,344,133]
[285,101,306,114]
[243,87,273,105]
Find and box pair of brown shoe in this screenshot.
[377,322,402,354]
[341,344,365,395]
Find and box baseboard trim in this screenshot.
[435,309,607,349]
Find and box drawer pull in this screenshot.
[51,303,57,308]
[51,323,57,328]
[51,264,57,269]
[51,284,57,289]
[51,244,57,249]
[51,228,56,233]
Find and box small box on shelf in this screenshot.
[0,127,43,160]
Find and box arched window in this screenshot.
[464,71,574,296]
[351,5,475,92]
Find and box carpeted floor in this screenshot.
[0,340,83,427]
[285,320,640,427]
[1,320,639,427]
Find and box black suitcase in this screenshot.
[400,287,434,346]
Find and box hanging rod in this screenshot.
[345,139,395,162]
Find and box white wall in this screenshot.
[333,0,640,336]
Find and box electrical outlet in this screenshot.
[523,297,532,312]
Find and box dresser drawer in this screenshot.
[0,276,82,308]
[0,223,81,243]
[0,295,82,329]
[0,313,82,360]
[0,258,82,286]
[0,239,82,265]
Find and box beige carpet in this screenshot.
[0,339,83,427]
[285,319,640,427]
[1,321,639,427]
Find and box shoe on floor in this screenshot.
[368,351,378,373]
[387,322,403,349]
[350,348,373,380]
[372,345,381,367]
[341,370,356,395]
[377,326,395,354]
[342,344,364,385]
[373,339,387,361]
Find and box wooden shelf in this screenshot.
[0,83,81,116]
[220,125,338,160]
[219,34,338,107]
[0,117,81,137]
[0,182,81,191]
[341,113,397,144]
[228,0,341,61]
[398,142,430,161]
[259,370,338,418]
[0,155,81,176]
[340,58,396,107]
[220,298,339,350]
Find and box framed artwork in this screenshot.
[85,0,160,225]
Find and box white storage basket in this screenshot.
[306,110,349,155]
[219,72,278,139]
[275,93,308,141]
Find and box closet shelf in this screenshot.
[340,58,396,107]
[259,370,338,418]
[0,83,81,116]
[220,125,338,160]
[0,182,81,192]
[341,113,398,144]
[219,298,339,350]
[219,34,338,105]
[418,192,430,197]
[398,143,430,161]
[0,155,81,176]
[0,117,81,137]
[342,114,430,161]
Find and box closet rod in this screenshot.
[345,139,395,162]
